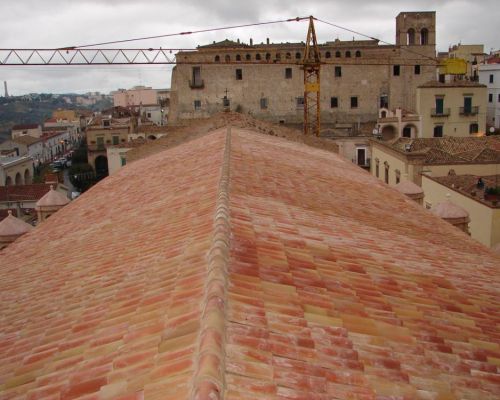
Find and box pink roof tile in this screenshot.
[0,184,52,202]
[431,199,470,219]
[0,127,499,399]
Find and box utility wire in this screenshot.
[315,18,440,64]
[62,17,309,50]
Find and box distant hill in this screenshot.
[0,93,112,140]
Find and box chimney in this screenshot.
[4,81,8,97]
[250,38,253,46]
[266,38,270,45]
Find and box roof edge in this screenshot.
[190,127,232,399]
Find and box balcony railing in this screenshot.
[189,79,204,89]
[431,108,450,117]
[459,106,479,116]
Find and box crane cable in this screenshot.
[61,17,310,50]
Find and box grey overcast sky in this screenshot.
[0,0,498,95]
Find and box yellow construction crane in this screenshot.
[302,16,321,136]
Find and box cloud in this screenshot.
[0,0,498,94]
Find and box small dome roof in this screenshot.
[394,180,424,195]
[431,199,469,219]
[36,185,70,208]
[0,211,33,237]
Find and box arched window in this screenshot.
[355,50,361,57]
[214,55,220,62]
[24,169,31,185]
[407,28,416,45]
[285,52,291,59]
[5,176,12,186]
[15,172,22,185]
[256,53,261,60]
[345,51,351,58]
[335,51,341,58]
[381,111,387,118]
[225,55,230,62]
[420,28,429,45]
[275,53,281,60]
[325,51,331,59]
[295,52,301,60]
[245,54,251,61]
[265,53,271,61]
[236,54,241,61]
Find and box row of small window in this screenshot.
[432,123,479,137]
[194,96,359,110]
[488,93,500,103]
[213,50,363,63]
[230,65,420,81]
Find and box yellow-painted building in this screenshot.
[371,136,500,186]
[422,174,500,248]
[416,81,487,138]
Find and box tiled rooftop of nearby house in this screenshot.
[0,128,499,399]
[383,136,500,165]
[0,184,52,203]
[430,174,500,208]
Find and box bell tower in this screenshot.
[396,12,436,47]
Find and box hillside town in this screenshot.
[0,8,499,400]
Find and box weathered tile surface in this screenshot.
[0,127,499,400]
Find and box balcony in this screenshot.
[431,108,450,117]
[189,79,205,89]
[459,106,479,116]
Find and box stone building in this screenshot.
[170,11,436,126]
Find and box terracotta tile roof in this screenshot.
[430,174,500,207]
[12,124,39,130]
[126,112,339,163]
[0,128,499,399]
[12,136,42,146]
[0,184,52,203]
[387,136,500,164]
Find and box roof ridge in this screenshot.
[191,127,232,400]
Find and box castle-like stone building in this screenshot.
[170,12,437,125]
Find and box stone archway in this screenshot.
[147,135,157,140]
[15,172,23,185]
[94,155,109,179]
[5,176,13,186]
[381,125,397,141]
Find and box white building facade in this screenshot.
[479,62,500,129]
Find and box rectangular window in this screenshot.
[335,66,342,77]
[260,98,268,109]
[120,157,126,166]
[96,136,104,150]
[103,119,110,127]
[191,66,202,87]
[433,125,443,137]
[498,94,500,102]
[490,74,494,83]
[112,135,119,145]
[285,68,292,79]
[393,65,400,76]
[463,96,472,114]
[435,97,444,114]
[350,96,358,108]
[384,167,389,184]
[414,65,421,75]
[296,97,304,109]
[380,95,388,109]
[330,97,338,108]
[194,100,201,110]
[235,68,243,80]
[489,93,493,103]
